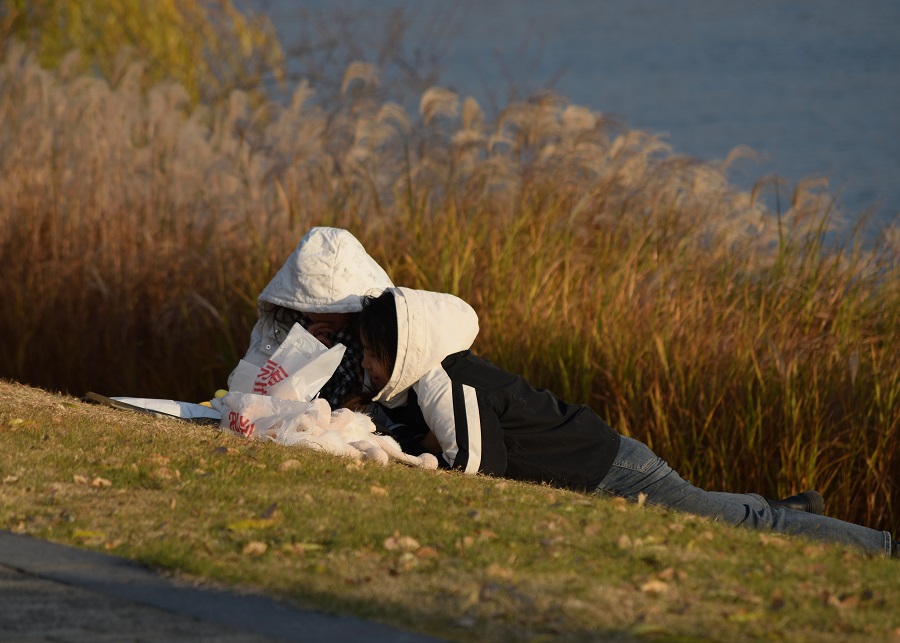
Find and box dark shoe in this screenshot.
[766,490,825,515]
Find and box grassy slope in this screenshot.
[0,379,897,642]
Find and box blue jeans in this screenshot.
[595,437,892,557]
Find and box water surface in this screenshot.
[248,0,900,231]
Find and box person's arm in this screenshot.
[366,403,435,457]
[413,366,507,476]
[419,431,442,455]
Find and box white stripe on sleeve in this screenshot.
[460,384,482,474]
[416,369,483,474]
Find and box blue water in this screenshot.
[246,0,900,231]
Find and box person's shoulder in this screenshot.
[442,350,499,371]
[439,351,521,389]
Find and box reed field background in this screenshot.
[1,2,898,536]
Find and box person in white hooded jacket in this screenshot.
[358,287,898,559]
[229,227,393,408]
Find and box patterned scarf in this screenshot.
[316,324,363,408]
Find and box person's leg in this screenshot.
[595,437,892,557]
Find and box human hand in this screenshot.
[307,322,334,347]
[420,431,442,456]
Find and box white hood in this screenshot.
[258,227,393,314]
[372,287,479,407]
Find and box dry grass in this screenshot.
[0,44,898,536]
[2,380,899,642]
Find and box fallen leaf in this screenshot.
[415,546,438,559]
[73,475,89,485]
[485,563,515,580]
[456,536,475,550]
[384,535,420,552]
[279,459,302,471]
[72,529,105,542]
[617,534,633,550]
[91,477,112,488]
[228,518,275,532]
[150,467,175,480]
[370,485,388,496]
[3,475,19,484]
[640,579,668,596]
[242,541,267,556]
[838,595,860,609]
[825,592,861,610]
[657,567,686,581]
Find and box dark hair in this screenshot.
[262,303,305,327]
[359,291,398,379]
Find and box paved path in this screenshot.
[0,531,440,642]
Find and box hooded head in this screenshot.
[258,227,393,314]
[362,287,479,408]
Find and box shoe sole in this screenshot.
[798,490,825,515]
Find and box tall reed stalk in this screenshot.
[1,45,897,533]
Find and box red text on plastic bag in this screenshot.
[228,411,256,437]
[253,360,289,395]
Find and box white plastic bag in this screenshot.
[215,392,321,440]
[230,323,346,402]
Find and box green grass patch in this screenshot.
[1,380,897,642]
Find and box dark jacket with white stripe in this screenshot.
[372,288,621,491]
